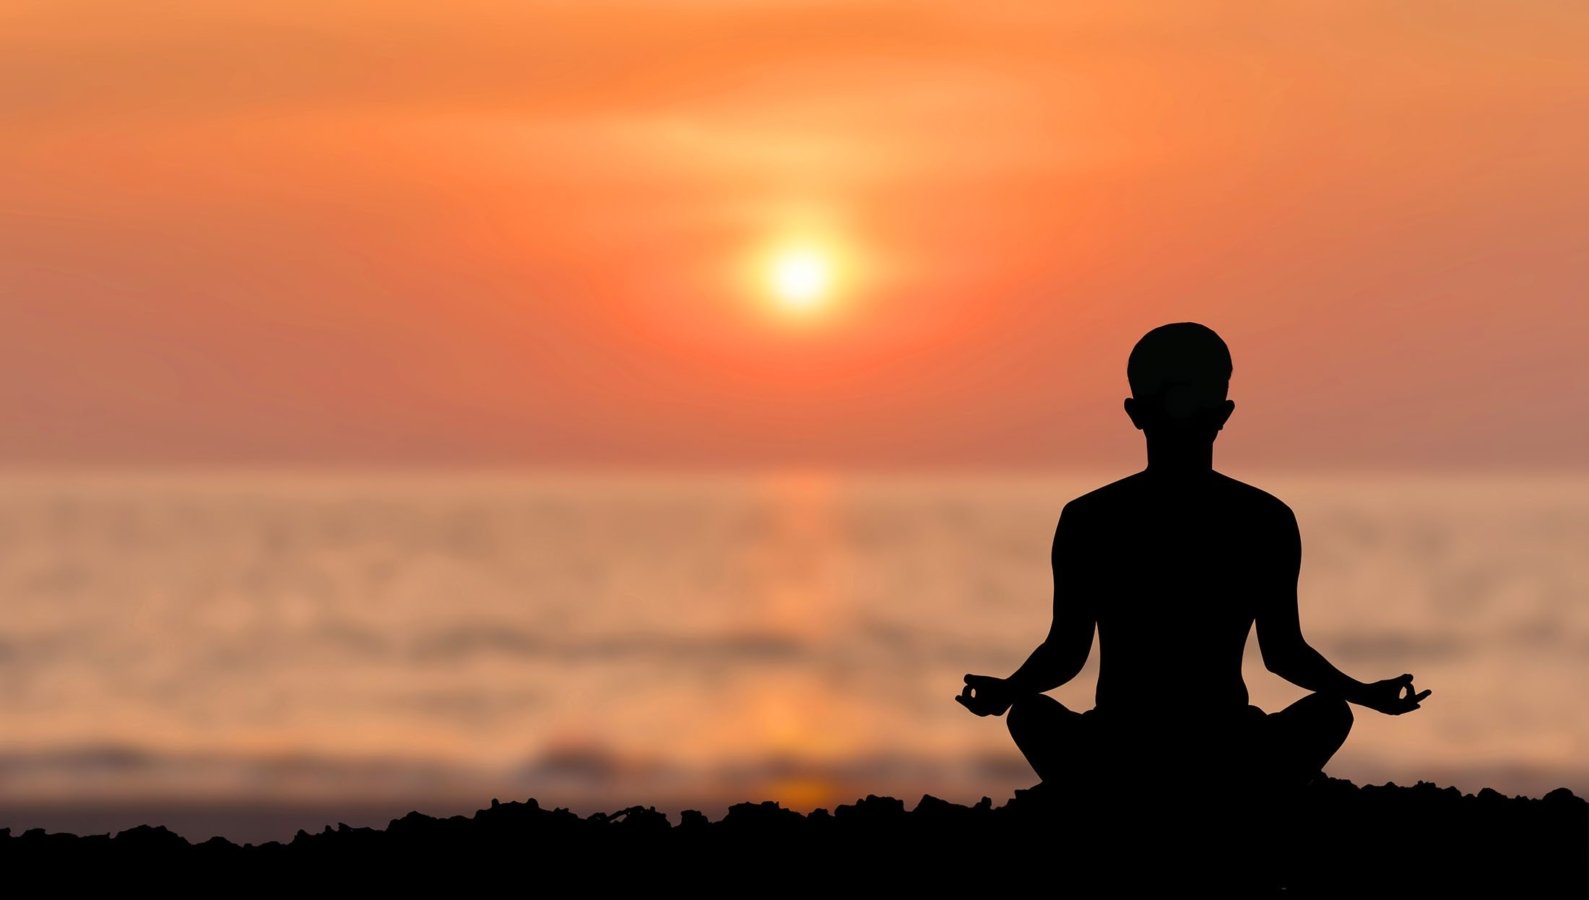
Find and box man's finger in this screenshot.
[1413,689,1432,703]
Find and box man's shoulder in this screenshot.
[1211,472,1297,523]
[1060,471,1298,521]
[1060,473,1148,518]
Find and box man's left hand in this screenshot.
[956,673,1014,717]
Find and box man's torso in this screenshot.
[1059,470,1295,721]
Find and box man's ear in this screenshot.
[1124,397,1145,431]
[1215,399,1236,431]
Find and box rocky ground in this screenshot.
[2,778,1584,895]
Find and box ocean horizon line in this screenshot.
[0,462,1584,484]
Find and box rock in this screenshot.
[0,780,1580,894]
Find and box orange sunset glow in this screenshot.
[3,2,1585,467]
[2,1,1587,847]
[769,246,833,311]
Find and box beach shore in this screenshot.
[2,777,1582,894]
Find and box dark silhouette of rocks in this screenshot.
[0,779,1583,894]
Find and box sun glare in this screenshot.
[769,247,833,311]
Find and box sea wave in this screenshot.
[0,470,1584,840]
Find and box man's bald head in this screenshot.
[1127,323,1232,419]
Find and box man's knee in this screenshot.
[1277,693,1354,748]
[1261,693,1354,781]
[1300,693,1353,743]
[1007,695,1084,783]
[1007,694,1068,744]
[1005,695,1038,740]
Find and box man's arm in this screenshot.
[958,504,1095,716]
[1006,505,1095,694]
[1256,507,1430,715]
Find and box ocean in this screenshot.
[1,469,1584,842]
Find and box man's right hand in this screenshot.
[1355,673,1431,715]
[956,674,1015,717]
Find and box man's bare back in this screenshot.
[1061,469,1295,719]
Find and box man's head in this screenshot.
[1124,322,1235,440]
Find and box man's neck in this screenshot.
[1143,440,1215,477]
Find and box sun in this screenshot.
[768,247,833,310]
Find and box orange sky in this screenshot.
[3,2,1586,467]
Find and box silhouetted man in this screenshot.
[957,323,1430,791]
